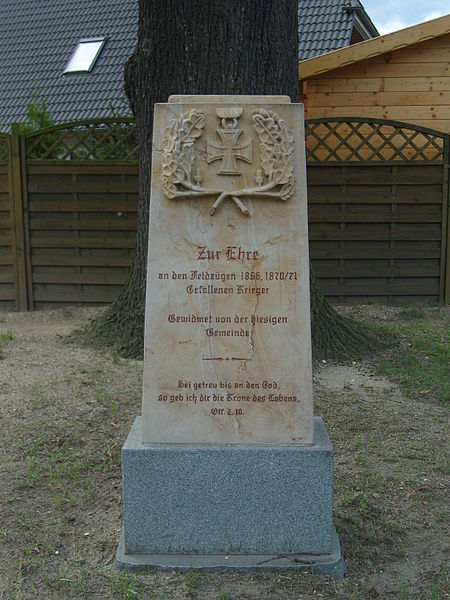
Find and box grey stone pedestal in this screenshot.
[116,417,346,577]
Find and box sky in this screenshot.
[361,0,450,34]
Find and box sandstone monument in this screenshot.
[117,96,346,577]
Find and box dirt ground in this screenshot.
[0,305,448,599]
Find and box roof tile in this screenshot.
[298,0,378,60]
[0,0,377,130]
[0,0,137,130]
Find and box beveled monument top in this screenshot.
[142,96,313,445]
[168,95,291,104]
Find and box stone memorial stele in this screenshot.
[116,96,346,577]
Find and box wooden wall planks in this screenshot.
[301,34,450,134]
[26,163,138,308]
[308,163,447,303]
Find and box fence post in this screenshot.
[8,123,30,311]
[444,137,450,303]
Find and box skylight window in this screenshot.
[64,38,105,74]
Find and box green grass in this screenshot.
[425,566,450,600]
[185,570,202,588]
[0,329,13,358]
[109,572,148,599]
[43,568,154,599]
[0,329,13,342]
[13,428,120,514]
[217,587,231,600]
[373,310,449,406]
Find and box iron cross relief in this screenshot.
[207,107,253,175]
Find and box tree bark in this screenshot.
[91,0,379,359]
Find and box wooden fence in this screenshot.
[305,118,450,304]
[0,135,13,307]
[1,119,138,310]
[0,116,448,310]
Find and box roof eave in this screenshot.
[353,11,379,39]
[344,5,379,39]
[298,13,450,80]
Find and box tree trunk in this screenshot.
[91,0,379,359]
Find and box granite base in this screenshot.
[118,416,345,576]
[116,524,346,577]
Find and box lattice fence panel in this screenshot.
[24,118,138,161]
[305,119,445,163]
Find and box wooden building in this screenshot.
[299,15,450,134]
[297,16,450,305]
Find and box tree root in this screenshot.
[310,268,385,361]
[77,269,145,359]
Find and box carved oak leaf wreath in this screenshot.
[161,108,295,216]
